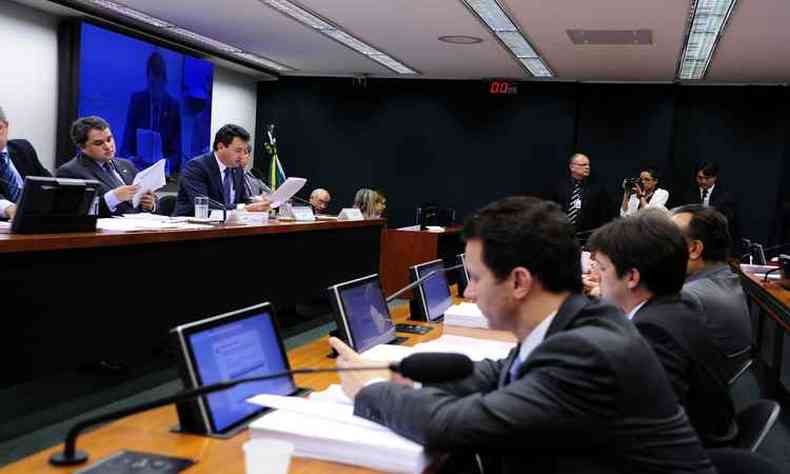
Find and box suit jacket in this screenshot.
[683,185,738,238]
[683,264,752,379]
[56,154,140,217]
[550,177,614,234]
[355,295,715,474]
[7,139,51,179]
[120,90,182,174]
[174,152,250,216]
[633,294,737,447]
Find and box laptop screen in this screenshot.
[186,308,296,433]
[414,259,453,322]
[337,276,396,353]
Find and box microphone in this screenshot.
[49,352,473,467]
[385,263,465,303]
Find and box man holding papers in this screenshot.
[174,124,270,216]
[57,116,157,217]
[331,196,715,474]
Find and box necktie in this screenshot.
[701,188,709,205]
[103,162,124,187]
[223,168,233,208]
[567,180,582,225]
[507,355,523,385]
[0,151,22,202]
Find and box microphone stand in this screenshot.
[385,263,465,303]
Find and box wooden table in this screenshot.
[1,219,384,386]
[0,305,513,473]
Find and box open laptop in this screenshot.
[170,302,305,437]
[327,273,407,353]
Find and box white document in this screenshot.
[444,302,489,329]
[131,159,167,207]
[268,177,307,209]
[247,395,388,431]
[361,334,513,363]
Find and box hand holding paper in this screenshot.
[132,159,167,207]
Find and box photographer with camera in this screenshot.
[620,166,669,217]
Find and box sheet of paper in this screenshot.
[247,394,388,431]
[268,177,307,208]
[131,159,167,207]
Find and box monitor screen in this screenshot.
[185,308,295,433]
[78,22,214,176]
[336,276,395,353]
[414,259,453,322]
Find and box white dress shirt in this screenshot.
[516,310,558,365]
[215,153,235,205]
[701,184,715,207]
[620,188,669,217]
[625,300,648,320]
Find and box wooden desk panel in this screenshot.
[0,305,512,474]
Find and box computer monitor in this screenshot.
[328,274,398,353]
[11,176,99,234]
[457,253,470,295]
[171,302,299,437]
[409,259,453,322]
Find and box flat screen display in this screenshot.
[338,277,396,353]
[415,260,453,322]
[187,310,295,433]
[78,22,214,176]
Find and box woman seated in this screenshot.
[353,188,386,218]
[620,167,669,217]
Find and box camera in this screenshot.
[622,177,640,193]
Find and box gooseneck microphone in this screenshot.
[49,352,473,467]
[385,263,465,303]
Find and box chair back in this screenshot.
[735,399,781,452]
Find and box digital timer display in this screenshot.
[489,81,518,95]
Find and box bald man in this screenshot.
[549,153,613,235]
[309,188,331,215]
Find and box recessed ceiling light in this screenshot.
[438,35,483,45]
[677,0,737,80]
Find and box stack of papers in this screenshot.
[443,302,489,328]
[248,395,428,473]
[361,334,513,363]
[97,214,212,232]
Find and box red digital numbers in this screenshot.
[489,81,517,95]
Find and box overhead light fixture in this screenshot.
[259,0,418,75]
[677,0,737,80]
[460,0,553,78]
[80,0,175,28]
[168,27,243,53]
[234,52,294,72]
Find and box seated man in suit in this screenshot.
[56,116,156,217]
[331,196,715,474]
[549,153,613,236]
[671,204,752,380]
[0,105,51,220]
[589,209,737,446]
[174,124,270,216]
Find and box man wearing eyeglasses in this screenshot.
[549,153,613,235]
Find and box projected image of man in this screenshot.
[121,51,182,174]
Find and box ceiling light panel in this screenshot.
[234,52,294,71]
[678,0,737,80]
[78,0,175,28]
[169,27,243,53]
[259,0,418,75]
[461,0,552,78]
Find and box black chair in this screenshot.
[734,399,781,452]
[708,448,784,474]
[157,194,177,216]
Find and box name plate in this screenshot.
[338,208,365,221]
[291,206,316,222]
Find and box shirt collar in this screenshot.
[214,152,228,175]
[517,310,558,363]
[626,300,648,320]
[0,146,8,158]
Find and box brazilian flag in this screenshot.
[265,142,286,190]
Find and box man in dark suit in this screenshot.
[671,204,752,381]
[174,124,270,216]
[120,52,182,175]
[330,197,715,474]
[589,209,736,447]
[682,161,737,239]
[57,116,157,217]
[549,153,613,236]
[0,105,51,219]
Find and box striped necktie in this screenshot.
[568,180,582,225]
[701,188,709,206]
[0,151,22,202]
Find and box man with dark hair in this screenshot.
[588,209,736,446]
[330,196,715,474]
[549,153,613,235]
[0,105,51,220]
[174,124,270,216]
[671,204,752,380]
[121,51,182,174]
[56,116,157,217]
[683,161,737,238]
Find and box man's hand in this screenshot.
[113,184,140,203]
[5,204,16,220]
[140,191,156,211]
[245,197,271,213]
[329,337,391,399]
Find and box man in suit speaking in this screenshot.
[174,124,270,216]
[57,116,157,217]
[330,197,715,474]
